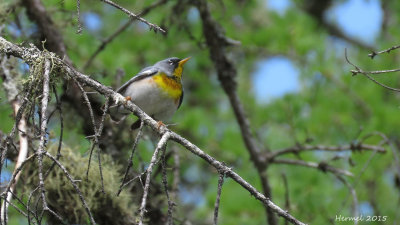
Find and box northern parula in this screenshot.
[109,57,190,129]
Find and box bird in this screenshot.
[109,57,190,130]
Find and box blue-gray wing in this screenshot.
[116,66,158,94]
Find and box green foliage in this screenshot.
[1,0,400,224]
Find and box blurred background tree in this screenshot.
[0,0,399,224]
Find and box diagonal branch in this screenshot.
[83,0,168,70]
[0,36,307,225]
[100,0,165,33]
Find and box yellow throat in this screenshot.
[152,57,190,100]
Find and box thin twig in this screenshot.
[350,68,400,75]
[0,154,36,224]
[95,97,110,193]
[368,44,400,59]
[268,142,386,159]
[214,172,225,225]
[44,86,64,179]
[36,58,51,214]
[334,175,359,225]
[172,147,180,200]
[345,48,400,92]
[117,121,144,196]
[0,37,307,225]
[44,152,96,224]
[194,1,276,224]
[170,133,306,225]
[271,158,353,177]
[282,173,290,225]
[83,0,168,69]
[76,0,83,34]
[161,143,174,225]
[138,132,171,225]
[74,78,104,190]
[100,0,165,33]
[27,186,39,225]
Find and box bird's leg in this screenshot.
[157,121,165,130]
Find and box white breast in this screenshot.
[124,77,178,121]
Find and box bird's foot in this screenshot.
[157,121,166,130]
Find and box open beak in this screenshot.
[179,57,191,67]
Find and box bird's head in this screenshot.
[155,57,191,79]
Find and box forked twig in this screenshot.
[117,121,144,196]
[138,132,170,225]
[368,44,400,59]
[345,48,400,92]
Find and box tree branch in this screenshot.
[22,0,72,65]
[83,0,168,70]
[0,36,306,225]
[368,44,400,59]
[271,158,353,177]
[138,132,170,225]
[268,142,385,159]
[100,0,165,33]
[345,48,400,92]
[194,1,277,223]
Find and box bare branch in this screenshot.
[282,173,290,225]
[350,68,400,75]
[334,175,359,225]
[36,58,51,213]
[194,1,280,224]
[161,142,174,225]
[268,142,386,159]
[100,0,165,33]
[170,133,306,225]
[117,121,144,196]
[213,172,225,225]
[1,154,36,224]
[0,36,306,225]
[368,44,400,59]
[345,49,400,92]
[83,0,168,69]
[271,158,353,177]
[44,152,96,224]
[76,0,83,34]
[138,132,170,225]
[43,86,64,179]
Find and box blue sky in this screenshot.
[253,57,300,103]
[257,0,383,103]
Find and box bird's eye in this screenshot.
[169,60,174,65]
